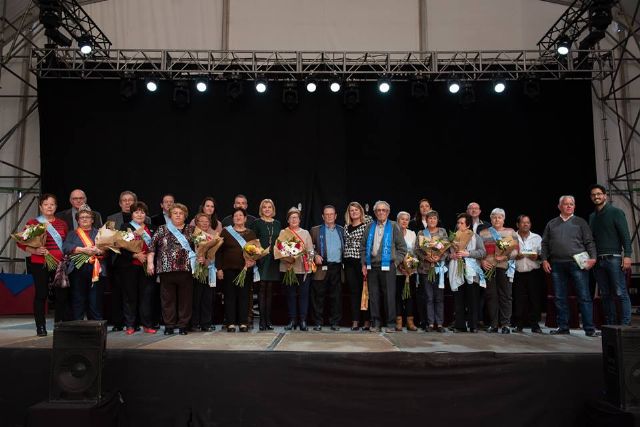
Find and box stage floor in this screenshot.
[0,315,603,354]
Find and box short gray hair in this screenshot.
[490,208,505,218]
[373,200,390,212]
[559,195,575,205]
[396,211,411,221]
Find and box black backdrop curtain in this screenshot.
[38,79,595,231]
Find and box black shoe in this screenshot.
[227,325,236,333]
[239,325,248,332]
[191,326,201,332]
[111,326,124,332]
[259,325,266,331]
[501,326,510,334]
[512,326,523,333]
[469,328,478,333]
[531,326,543,334]
[266,324,274,330]
[436,326,445,333]
[486,326,499,333]
[550,328,570,335]
[179,328,188,335]
[330,325,340,331]
[164,328,175,335]
[36,325,47,337]
[299,320,308,331]
[425,325,435,332]
[313,325,322,331]
[351,325,360,331]
[585,330,601,337]
[284,320,297,331]
[453,327,467,333]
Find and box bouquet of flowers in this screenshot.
[400,254,420,300]
[12,223,58,270]
[448,229,474,277]
[485,234,517,280]
[418,234,451,282]
[274,229,306,286]
[232,239,270,287]
[113,229,143,254]
[70,252,91,270]
[95,222,122,254]
[192,228,223,284]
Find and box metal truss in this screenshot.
[537,0,592,56]
[31,47,616,81]
[49,0,111,51]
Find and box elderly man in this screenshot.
[311,205,344,331]
[467,202,489,234]
[151,193,175,227]
[221,194,257,227]
[541,195,598,336]
[513,215,543,333]
[106,190,139,229]
[56,189,103,230]
[360,201,407,332]
[589,184,633,326]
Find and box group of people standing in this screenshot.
[18,184,633,337]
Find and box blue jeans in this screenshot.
[551,261,594,332]
[70,264,104,320]
[594,256,632,326]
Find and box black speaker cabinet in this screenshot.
[602,325,640,410]
[49,320,107,402]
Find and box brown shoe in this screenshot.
[406,316,418,331]
[395,316,403,331]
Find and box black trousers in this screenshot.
[454,282,480,330]
[513,270,542,328]
[110,264,126,327]
[120,264,155,328]
[344,258,369,323]
[258,281,274,327]
[485,267,512,328]
[415,276,426,327]
[395,274,416,317]
[367,265,396,328]
[223,269,250,325]
[192,280,213,328]
[159,271,193,329]
[27,260,72,325]
[311,264,342,326]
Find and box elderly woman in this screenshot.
[216,208,258,332]
[415,210,449,332]
[116,201,157,335]
[278,207,314,331]
[343,202,371,331]
[479,208,519,334]
[191,213,218,332]
[250,199,282,331]
[449,213,487,333]
[394,211,418,331]
[62,205,107,321]
[190,196,222,234]
[17,193,68,336]
[147,203,195,336]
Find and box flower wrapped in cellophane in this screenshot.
[274,229,307,286]
[113,229,144,254]
[232,239,270,287]
[418,234,451,282]
[485,234,517,280]
[94,222,121,254]
[12,223,58,270]
[399,254,420,300]
[448,229,474,277]
[192,227,223,284]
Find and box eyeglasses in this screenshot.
[78,216,92,220]
[590,192,604,197]
[71,197,86,201]
[375,209,389,212]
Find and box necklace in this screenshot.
[265,221,274,246]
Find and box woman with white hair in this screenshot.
[479,208,519,334]
[394,211,418,331]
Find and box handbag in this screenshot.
[52,255,70,288]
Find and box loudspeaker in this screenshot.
[602,325,640,410]
[49,320,107,402]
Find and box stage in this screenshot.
[0,315,608,427]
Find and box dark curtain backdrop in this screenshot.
[38,79,595,232]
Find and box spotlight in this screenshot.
[146,79,158,92]
[523,77,541,100]
[378,79,391,94]
[226,78,243,101]
[343,83,359,110]
[255,79,267,93]
[282,82,299,110]
[448,80,460,94]
[589,0,613,31]
[410,79,428,100]
[493,79,506,94]
[38,1,62,29]
[119,76,137,102]
[557,36,570,55]
[330,80,341,93]
[195,79,208,93]
[172,81,190,109]
[77,34,92,55]
[44,28,71,47]
[459,82,475,107]
[305,78,317,93]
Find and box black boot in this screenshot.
[36,325,47,337]
[284,319,297,330]
[258,283,267,331]
[299,319,308,331]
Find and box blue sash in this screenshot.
[465,258,486,287]
[129,221,152,247]
[225,226,260,282]
[365,221,393,271]
[37,215,63,251]
[208,263,217,287]
[422,228,446,287]
[489,227,516,282]
[166,221,196,272]
[488,226,501,242]
[319,224,344,260]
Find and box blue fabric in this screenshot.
[224,226,260,282]
[62,228,107,275]
[70,264,103,320]
[285,273,311,319]
[0,273,33,296]
[323,225,342,262]
[208,263,217,287]
[465,258,486,287]
[166,221,196,273]
[551,261,594,331]
[37,215,63,250]
[594,257,632,325]
[365,221,393,271]
[129,221,152,246]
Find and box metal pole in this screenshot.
[221,0,230,51]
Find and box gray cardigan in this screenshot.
[360,220,407,268]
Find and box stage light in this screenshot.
[146,79,158,92]
[282,82,299,110]
[44,28,71,47]
[459,82,475,107]
[589,0,613,32]
[195,79,208,93]
[493,79,506,94]
[448,80,460,94]
[77,34,92,55]
[557,36,570,55]
[343,83,359,110]
[378,79,391,94]
[410,79,428,100]
[226,78,243,101]
[255,79,267,93]
[523,77,541,100]
[39,0,62,29]
[173,81,191,109]
[119,76,137,102]
[305,79,317,93]
[330,80,341,93]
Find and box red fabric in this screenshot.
[16,218,68,264]
[132,225,151,266]
[0,279,35,315]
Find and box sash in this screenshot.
[488,227,502,242]
[129,221,152,246]
[489,227,516,282]
[208,263,217,287]
[225,226,260,282]
[288,227,310,274]
[76,228,102,283]
[449,234,486,291]
[423,228,447,287]
[366,221,393,271]
[465,258,487,288]
[166,221,197,273]
[37,215,63,251]
[319,224,344,261]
